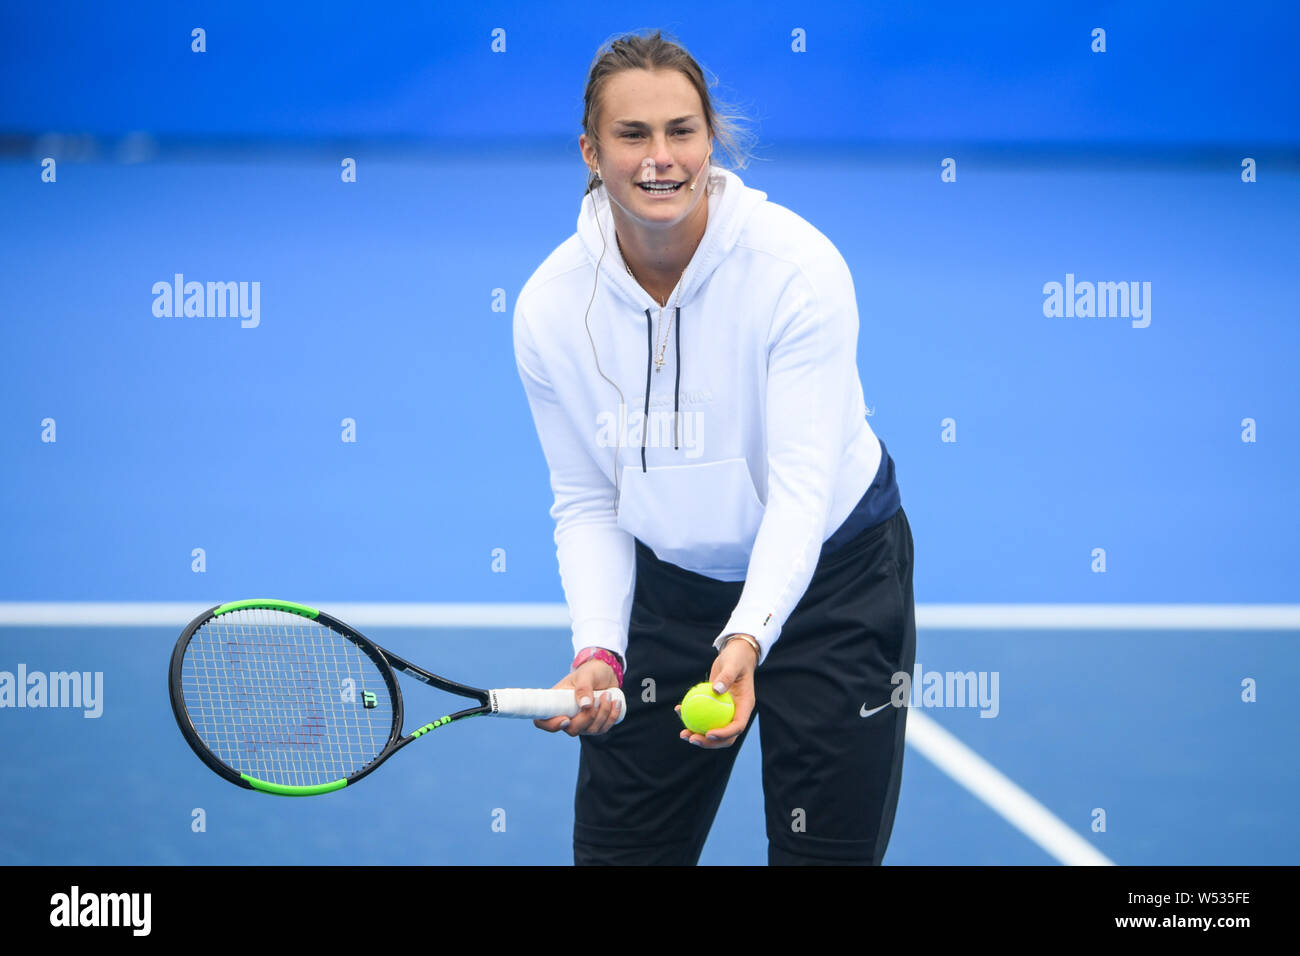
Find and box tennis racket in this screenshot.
[168,599,625,796]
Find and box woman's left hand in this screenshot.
[676,635,758,749]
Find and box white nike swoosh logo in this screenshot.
[859,702,890,718]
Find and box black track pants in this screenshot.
[573,505,917,865]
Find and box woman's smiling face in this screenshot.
[584,68,713,226]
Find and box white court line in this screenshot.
[0,602,572,628]
[1,602,1299,628]
[906,710,1113,866]
[920,604,1300,630]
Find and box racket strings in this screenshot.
[180,607,394,787]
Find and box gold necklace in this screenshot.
[617,234,685,373]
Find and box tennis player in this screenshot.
[513,29,916,865]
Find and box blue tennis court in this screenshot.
[2,2,1297,865]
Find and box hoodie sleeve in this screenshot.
[513,297,637,665]
[712,259,859,665]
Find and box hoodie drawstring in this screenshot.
[641,308,652,472]
[641,306,683,471]
[673,306,681,451]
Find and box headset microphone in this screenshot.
[583,159,628,510]
[688,145,713,191]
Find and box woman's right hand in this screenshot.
[533,659,622,736]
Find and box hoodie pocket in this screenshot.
[616,457,765,574]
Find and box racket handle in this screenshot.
[488,687,627,724]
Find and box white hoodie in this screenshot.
[513,166,881,667]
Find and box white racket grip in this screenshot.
[488,687,627,724]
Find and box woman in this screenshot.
[513,29,915,865]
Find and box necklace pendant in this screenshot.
[654,359,664,372]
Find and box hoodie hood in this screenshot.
[576,166,768,312]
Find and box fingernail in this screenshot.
[559,719,570,730]
[706,733,718,740]
[689,739,704,747]
[580,697,592,709]
[712,681,726,694]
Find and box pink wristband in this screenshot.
[571,647,624,688]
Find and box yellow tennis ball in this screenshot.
[680,682,735,735]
